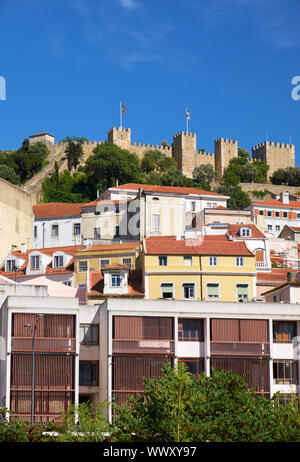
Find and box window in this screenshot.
[80,324,99,345]
[122,258,132,269]
[178,319,203,341]
[276,225,280,231]
[283,212,288,218]
[209,256,217,266]
[240,227,251,237]
[112,273,121,287]
[273,295,277,302]
[273,321,297,343]
[180,358,204,377]
[100,259,110,269]
[207,283,219,299]
[267,225,272,231]
[73,223,81,235]
[184,256,192,266]
[236,257,244,267]
[191,201,196,212]
[79,260,88,272]
[161,283,174,299]
[30,255,40,270]
[51,225,59,237]
[6,259,17,272]
[79,361,99,386]
[33,226,37,238]
[275,211,280,217]
[236,283,249,300]
[94,227,101,239]
[267,210,272,217]
[115,226,120,237]
[297,213,300,219]
[159,256,167,266]
[182,283,195,299]
[54,255,64,268]
[273,360,298,385]
[259,210,264,215]
[152,214,160,233]
[115,205,120,214]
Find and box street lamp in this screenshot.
[24,314,44,425]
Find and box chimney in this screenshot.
[280,191,289,205]
[20,243,27,254]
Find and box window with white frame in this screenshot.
[73,223,81,235]
[184,256,192,266]
[159,255,167,266]
[206,283,219,299]
[209,256,217,266]
[236,283,249,300]
[51,224,59,237]
[112,273,121,287]
[182,283,195,299]
[94,227,101,239]
[6,259,17,272]
[31,255,40,270]
[161,283,174,299]
[152,214,160,233]
[54,255,64,268]
[191,201,196,212]
[100,259,110,269]
[240,227,251,237]
[79,260,88,272]
[236,257,244,267]
[267,225,272,231]
[122,258,132,269]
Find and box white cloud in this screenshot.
[119,0,139,9]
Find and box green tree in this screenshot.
[0,165,21,185]
[216,184,251,209]
[42,169,90,203]
[112,362,300,443]
[238,147,250,159]
[253,160,269,183]
[65,140,84,171]
[84,143,143,197]
[56,402,111,442]
[193,164,216,190]
[141,150,177,174]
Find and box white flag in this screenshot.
[186,108,191,120]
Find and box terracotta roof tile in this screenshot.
[253,198,300,209]
[88,269,144,296]
[227,224,266,239]
[110,183,229,197]
[33,203,86,219]
[102,263,129,270]
[144,235,253,256]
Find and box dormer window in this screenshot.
[6,259,17,272]
[54,255,64,268]
[240,227,251,237]
[31,255,40,270]
[112,273,121,287]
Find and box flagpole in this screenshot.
[120,102,122,129]
[186,108,188,133]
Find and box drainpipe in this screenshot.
[200,255,203,301]
[42,222,45,248]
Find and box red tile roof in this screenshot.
[144,235,253,256]
[109,183,229,197]
[257,268,298,285]
[252,198,300,209]
[82,199,132,208]
[78,242,140,253]
[102,263,129,270]
[290,227,300,232]
[33,203,86,219]
[29,132,54,137]
[89,269,144,296]
[227,224,266,239]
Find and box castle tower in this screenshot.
[172,132,198,177]
[252,141,295,178]
[108,127,131,150]
[214,138,238,179]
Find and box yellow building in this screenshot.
[74,242,144,304]
[143,235,256,302]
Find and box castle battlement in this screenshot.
[198,150,214,157]
[253,141,295,150]
[108,126,131,133]
[173,131,196,139]
[215,138,237,145]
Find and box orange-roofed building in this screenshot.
[142,234,256,302]
[245,191,300,237]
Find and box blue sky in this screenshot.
[1,0,300,162]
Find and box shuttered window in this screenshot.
[236,284,249,300]
[207,283,219,299]
[161,283,173,299]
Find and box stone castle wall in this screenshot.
[252,141,295,178]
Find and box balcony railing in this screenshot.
[256,261,271,270]
[11,337,76,353]
[113,339,175,354]
[210,341,270,356]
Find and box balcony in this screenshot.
[210,341,270,356]
[256,261,271,270]
[11,337,76,353]
[113,339,175,354]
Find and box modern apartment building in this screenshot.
[78,298,300,419]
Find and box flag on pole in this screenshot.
[186,108,191,120]
[121,103,126,115]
